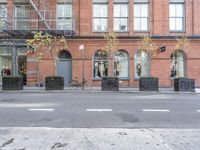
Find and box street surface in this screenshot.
[0,92,200,128]
[0,92,200,150]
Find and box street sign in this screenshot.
[160,45,166,53]
[79,45,84,50]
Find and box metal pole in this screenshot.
[82,46,85,90]
[12,44,18,76]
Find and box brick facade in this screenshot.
[1,0,200,87]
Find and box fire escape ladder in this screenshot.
[29,0,51,30]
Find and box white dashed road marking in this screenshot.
[197,110,200,112]
[86,109,112,112]
[28,108,55,112]
[142,109,170,112]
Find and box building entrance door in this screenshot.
[57,50,72,87]
[18,55,27,85]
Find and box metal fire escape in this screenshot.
[29,0,51,30]
[1,0,75,37]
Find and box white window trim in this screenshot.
[56,3,72,30]
[133,2,149,32]
[169,2,185,32]
[113,3,129,32]
[92,3,108,32]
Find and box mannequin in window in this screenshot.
[136,63,142,77]
[94,62,99,77]
[1,66,6,76]
[5,66,11,76]
[104,62,108,76]
[171,64,176,78]
[98,61,105,77]
[115,61,121,76]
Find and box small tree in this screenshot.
[175,36,190,52]
[100,32,119,77]
[137,35,159,78]
[138,35,158,57]
[26,31,69,76]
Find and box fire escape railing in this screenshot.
[29,0,50,30]
[0,0,76,37]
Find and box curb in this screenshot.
[0,88,199,94]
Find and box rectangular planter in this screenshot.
[2,76,23,90]
[139,77,159,91]
[174,78,195,92]
[45,76,64,90]
[101,77,119,91]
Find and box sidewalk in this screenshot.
[0,86,200,94]
[0,128,200,150]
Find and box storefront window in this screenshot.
[0,46,12,82]
[134,50,149,79]
[170,50,185,78]
[93,50,108,79]
[113,50,128,78]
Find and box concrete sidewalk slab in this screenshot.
[0,128,200,150]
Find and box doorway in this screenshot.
[57,50,72,87]
[18,55,27,85]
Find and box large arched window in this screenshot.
[134,50,150,79]
[113,50,129,78]
[170,50,186,78]
[93,50,108,79]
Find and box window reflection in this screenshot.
[134,50,150,78]
[93,50,108,79]
[113,50,128,78]
[170,51,185,78]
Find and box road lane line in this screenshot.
[142,109,170,112]
[197,110,200,112]
[28,108,55,112]
[86,109,112,112]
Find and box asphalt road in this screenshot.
[0,92,200,128]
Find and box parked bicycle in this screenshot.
[69,78,88,90]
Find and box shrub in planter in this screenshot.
[174,78,195,92]
[45,76,64,90]
[101,77,119,91]
[139,77,159,91]
[2,76,23,90]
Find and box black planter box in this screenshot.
[174,78,195,92]
[2,76,23,90]
[45,76,64,90]
[139,77,159,91]
[101,77,119,91]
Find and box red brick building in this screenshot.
[0,0,200,87]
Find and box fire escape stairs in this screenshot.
[29,0,51,30]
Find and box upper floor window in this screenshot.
[0,3,7,29]
[134,0,149,32]
[14,4,30,30]
[57,2,72,30]
[113,0,129,32]
[169,0,185,32]
[93,0,108,32]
